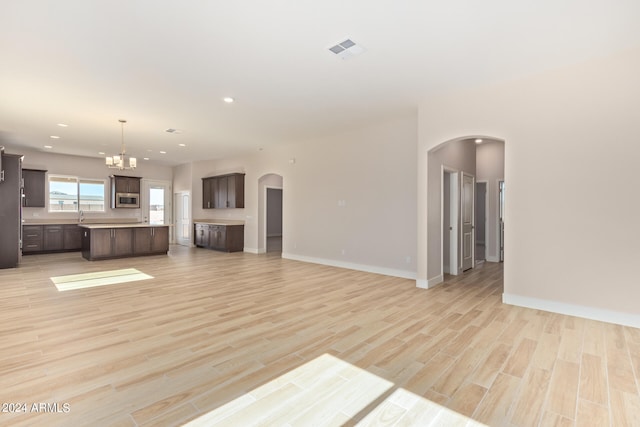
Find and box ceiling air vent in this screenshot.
[328,38,365,60]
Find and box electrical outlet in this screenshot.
[341,249,346,255]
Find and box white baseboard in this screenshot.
[503,293,640,328]
[281,253,416,280]
[243,247,260,254]
[416,275,444,289]
[486,255,500,262]
[416,279,429,289]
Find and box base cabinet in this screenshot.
[63,225,83,250]
[82,226,169,260]
[23,224,83,254]
[194,223,243,252]
[85,228,133,259]
[22,225,44,253]
[43,225,64,251]
[134,227,169,255]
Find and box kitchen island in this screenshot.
[80,224,169,260]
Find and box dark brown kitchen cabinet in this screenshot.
[22,169,46,208]
[85,228,133,259]
[202,173,244,209]
[202,178,214,209]
[111,175,141,193]
[23,224,82,254]
[43,225,64,251]
[195,223,208,247]
[133,227,169,255]
[82,226,169,260]
[22,225,43,254]
[0,153,22,268]
[194,223,244,252]
[63,225,83,250]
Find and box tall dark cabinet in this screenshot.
[0,151,23,269]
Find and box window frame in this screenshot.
[48,175,107,213]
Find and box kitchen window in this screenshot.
[48,176,106,212]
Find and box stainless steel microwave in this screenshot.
[115,192,140,208]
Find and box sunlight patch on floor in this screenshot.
[183,353,487,426]
[50,268,153,291]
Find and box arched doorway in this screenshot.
[426,136,505,284]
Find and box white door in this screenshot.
[141,180,171,225]
[461,172,475,271]
[174,191,191,246]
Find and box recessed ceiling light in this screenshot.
[98,151,105,155]
[57,123,68,127]
[143,157,150,160]
[50,135,60,139]
[159,151,167,154]
[475,139,483,144]
[223,97,234,103]
[178,143,186,147]
[147,149,152,152]
[44,145,53,149]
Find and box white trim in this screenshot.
[442,166,459,276]
[427,275,444,288]
[486,255,500,263]
[282,252,416,280]
[416,279,429,289]
[243,247,260,254]
[503,293,640,328]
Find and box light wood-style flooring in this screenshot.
[0,246,639,426]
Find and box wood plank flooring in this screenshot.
[0,246,639,426]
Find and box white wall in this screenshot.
[9,148,172,222]
[476,141,505,261]
[417,46,640,324]
[188,113,418,278]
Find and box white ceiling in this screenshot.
[2,1,639,166]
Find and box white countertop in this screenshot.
[78,223,170,229]
[193,219,245,226]
[23,219,141,226]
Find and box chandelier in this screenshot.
[105,119,136,170]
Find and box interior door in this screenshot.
[461,172,475,271]
[174,191,191,246]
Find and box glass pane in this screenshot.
[149,187,164,225]
[79,180,105,212]
[49,177,78,212]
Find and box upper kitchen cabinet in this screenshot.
[202,173,245,209]
[111,175,141,194]
[22,169,46,208]
[110,175,141,209]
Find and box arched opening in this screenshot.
[426,135,505,285]
[257,173,283,255]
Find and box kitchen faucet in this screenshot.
[79,210,84,223]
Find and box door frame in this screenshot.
[441,166,460,276]
[140,179,172,226]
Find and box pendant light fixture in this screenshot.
[106,119,136,170]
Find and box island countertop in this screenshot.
[78,223,170,229]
